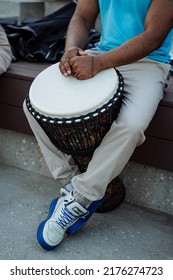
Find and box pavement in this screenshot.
[0,163,173,260]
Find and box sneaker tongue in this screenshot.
[67,201,88,216]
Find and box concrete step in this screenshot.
[0,162,173,260]
[0,128,173,217]
[0,0,71,20]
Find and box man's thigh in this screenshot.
[116,59,170,131]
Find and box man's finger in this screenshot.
[59,61,72,77]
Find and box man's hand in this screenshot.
[69,55,96,80]
[59,47,87,77]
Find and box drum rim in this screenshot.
[26,68,124,125]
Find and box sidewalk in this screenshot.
[0,163,173,260]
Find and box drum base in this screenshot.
[73,154,126,213]
[96,177,126,213]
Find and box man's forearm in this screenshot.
[65,16,91,51]
[95,30,169,72]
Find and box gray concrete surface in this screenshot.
[0,0,71,19]
[0,163,173,260]
[1,128,173,216]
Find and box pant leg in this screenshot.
[0,25,12,75]
[23,101,78,185]
[72,58,170,201]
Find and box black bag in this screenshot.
[4,1,100,63]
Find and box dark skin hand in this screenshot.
[59,0,173,80]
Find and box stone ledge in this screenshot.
[1,0,69,3]
[121,162,173,216]
[0,0,71,19]
[0,1,45,19]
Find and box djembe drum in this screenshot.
[26,62,126,212]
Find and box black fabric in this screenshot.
[2,1,100,63]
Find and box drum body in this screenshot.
[26,62,125,212]
[27,63,124,155]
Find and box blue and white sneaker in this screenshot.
[37,191,88,251]
[60,186,105,236]
[37,189,105,251]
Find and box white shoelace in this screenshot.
[56,206,80,229]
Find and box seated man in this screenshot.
[23,0,173,251]
[0,24,12,75]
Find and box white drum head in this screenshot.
[29,62,118,118]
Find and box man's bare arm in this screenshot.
[59,0,99,76]
[95,0,173,72]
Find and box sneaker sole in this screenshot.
[37,198,60,251]
[66,197,105,235]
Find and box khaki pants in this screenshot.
[23,57,170,201]
[0,25,12,75]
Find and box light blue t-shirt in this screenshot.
[95,0,172,63]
